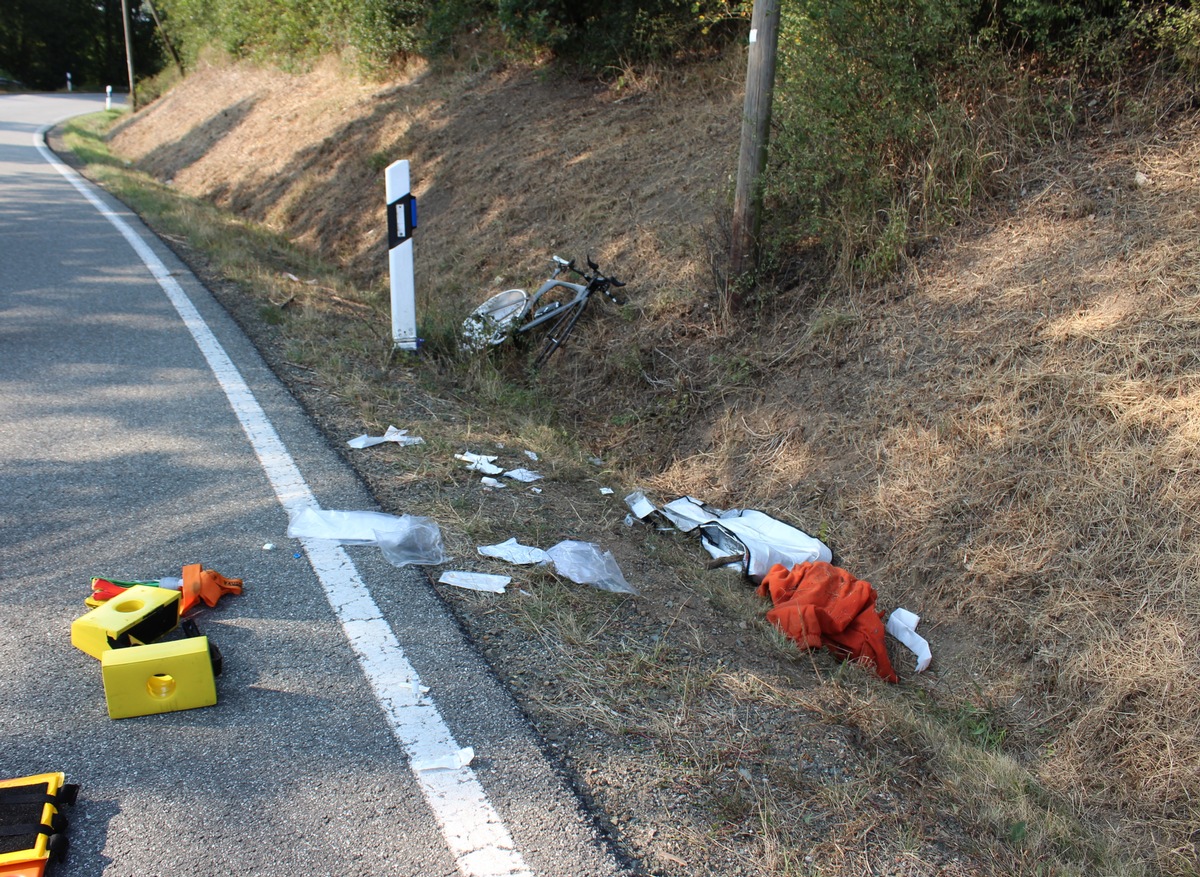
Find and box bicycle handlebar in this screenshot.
[550,254,625,295]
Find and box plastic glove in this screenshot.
[181,564,244,613]
[199,568,243,607]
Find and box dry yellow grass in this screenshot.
[98,54,1200,875]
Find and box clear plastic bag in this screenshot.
[546,540,637,595]
[374,518,448,567]
[288,507,405,543]
[287,507,448,567]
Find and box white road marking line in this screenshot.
[35,125,533,877]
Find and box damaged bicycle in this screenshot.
[462,255,626,369]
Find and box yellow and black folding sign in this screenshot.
[0,773,77,877]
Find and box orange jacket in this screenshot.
[757,562,898,683]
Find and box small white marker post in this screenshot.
[105,85,112,110]
[385,160,419,351]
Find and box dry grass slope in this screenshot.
[105,54,1200,876]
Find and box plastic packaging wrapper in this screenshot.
[438,571,510,593]
[477,538,551,566]
[546,540,637,595]
[656,496,832,580]
[347,425,424,449]
[886,607,932,673]
[374,519,449,568]
[462,289,527,351]
[288,507,448,567]
[289,508,411,543]
[625,491,657,519]
[412,746,475,771]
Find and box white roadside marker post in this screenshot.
[385,160,419,351]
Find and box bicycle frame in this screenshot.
[462,255,624,367]
[514,274,590,335]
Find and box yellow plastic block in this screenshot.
[71,585,179,659]
[100,637,217,719]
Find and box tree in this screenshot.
[0,0,161,91]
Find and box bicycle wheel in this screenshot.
[532,300,586,368]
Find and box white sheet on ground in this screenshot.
[657,496,832,579]
[438,571,510,593]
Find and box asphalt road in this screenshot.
[0,93,631,877]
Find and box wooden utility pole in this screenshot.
[729,0,781,292]
[120,0,137,110]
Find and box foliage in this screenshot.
[758,0,1200,289]
[161,0,340,68]
[134,62,184,106]
[151,0,745,73]
[981,0,1130,55]
[496,0,748,66]
[347,0,426,72]
[423,0,495,58]
[976,1,1200,75]
[764,0,975,282]
[1150,3,1200,70]
[0,0,161,91]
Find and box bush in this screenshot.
[1152,4,1200,71]
[158,0,421,71]
[155,0,745,73]
[423,0,495,58]
[765,0,974,281]
[497,0,747,67]
[983,0,1128,55]
[349,0,425,71]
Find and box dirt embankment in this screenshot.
[112,55,735,298]
[108,53,1200,877]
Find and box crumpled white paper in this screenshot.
[412,746,475,771]
[455,452,504,475]
[438,571,510,593]
[886,607,932,673]
[502,467,543,482]
[477,538,551,566]
[347,425,425,449]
